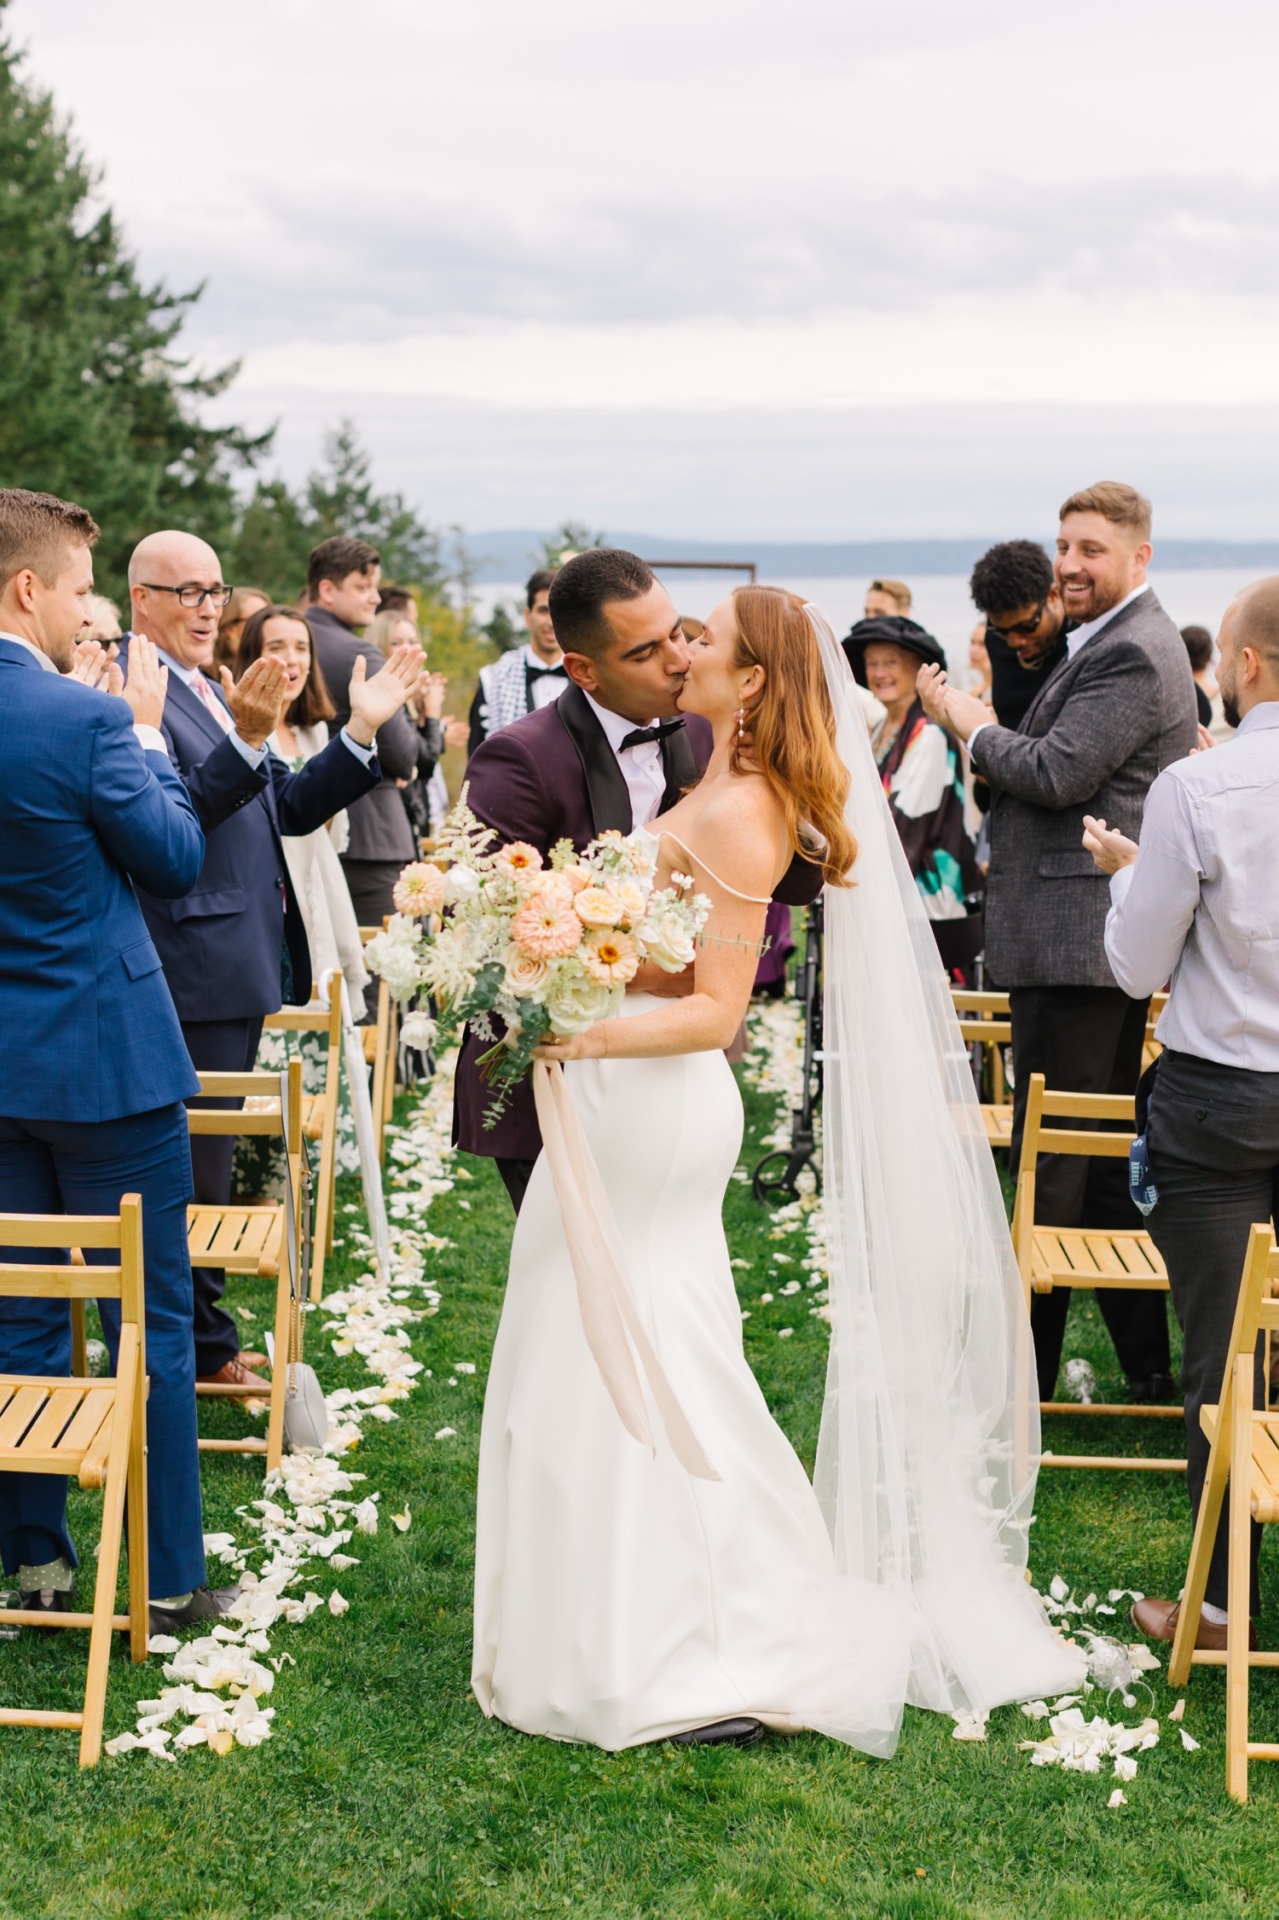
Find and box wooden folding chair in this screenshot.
[264,980,343,1301]
[1168,1225,1279,1801]
[952,988,1014,1152]
[359,924,400,1166]
[1012,1071,1183,1470]
[1142,990,1170,1072]
[0,1195,149,1766]
[188,1060,305,1473]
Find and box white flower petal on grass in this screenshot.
[1168,1698,1186,1722]
[353,1499,379,1535]
[147,1634,181,1655]
[435,1426,457,1439]
[1108,1789,1128,1809]
[391,1508,411,1533]
[1020,1701,1049,1720]
[1049,1575,1069,1603]
[1180,1728,1200,1751]
[952,1711,988,1741]
[1114,1754,1139,1781]
[328,1590,349,1617]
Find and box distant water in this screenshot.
[471,567,1248,678]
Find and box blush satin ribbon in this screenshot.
[531,1060,720,1481]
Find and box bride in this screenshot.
[471,585,1084,1753]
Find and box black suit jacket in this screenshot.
[119,641,382,1021]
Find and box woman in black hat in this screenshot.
[842,616,981,952]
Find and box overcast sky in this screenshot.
[11,0,1279,540]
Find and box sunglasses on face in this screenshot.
[987,597,1048,640]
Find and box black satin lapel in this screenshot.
[658,723,698,813]
[555,685,633,835]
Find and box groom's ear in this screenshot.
[561,651,599,695]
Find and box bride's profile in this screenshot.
[471,583,1084,1753]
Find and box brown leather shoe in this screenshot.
[197,1355,269,1399]
[238,1351,268,1369]
[1131,1596,1258,1652]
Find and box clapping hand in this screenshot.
[1082,814,1140,875]
[916,663,995,742]
[346,640,428,746]
[120,635,169,730]
[219,656,289,748]
[69,639,124,697]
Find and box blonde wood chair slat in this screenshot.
[264,982,345,1300]
[0,1198,148,1765]
[186,1061,305,1474]
[1013,1072,1181,1467]
[1168,1227,1279,1800]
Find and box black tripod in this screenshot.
[752,897,823,1201]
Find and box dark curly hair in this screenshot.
[969,540,1054,620]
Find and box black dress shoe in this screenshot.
[149,1585,241,1635]
[6,1588,73,1635]
[1127,1372,1178,1404]
[669,1717,765,1748]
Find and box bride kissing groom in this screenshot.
[459,549,1084,1756]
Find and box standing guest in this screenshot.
[213,585,269,679]
[843,615,980,934]
[468,568,567,754]
[969,540,1071,733]
[123,529,424,1391]
[305,537,424,1007]
[83,591,123,649]
[0,489,231,1629]
[919,481,1199,1402]
[863,577,912,619]
[367,606,447,850]
[966,620,992,698]
[377,583,417,620]
[1083,578,1279,1651]
[1181,622,1230,739]
[235,603,370,1011]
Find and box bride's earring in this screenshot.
[736,704,746,743]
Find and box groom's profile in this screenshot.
[453,548,822,1211]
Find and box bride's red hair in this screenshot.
[730,585,857,887]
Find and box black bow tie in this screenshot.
[618,719,685,752]
[527,663,568,681]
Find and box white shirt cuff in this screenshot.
[1109,864,1136,905]
[966,720,993,749]
[339,727,377,767]
[227,729,268,769]
[134,724,168,756]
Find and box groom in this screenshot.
[454,548,822,1210]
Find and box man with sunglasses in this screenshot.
[970,540,1071,733]
[122,529,425,1395]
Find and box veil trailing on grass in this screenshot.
[807,606,1084,1724]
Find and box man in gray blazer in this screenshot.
[920,481,1199,1400]
[305,536,421,1016]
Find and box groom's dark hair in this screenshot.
[548,548,654,658]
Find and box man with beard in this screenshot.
[918,482,1198,1404]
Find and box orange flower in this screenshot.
[581,927,640,986]
[392,862,447,916]
[510,896,583,960]
[495,841,544,876]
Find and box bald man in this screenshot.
[122,531,423,1388]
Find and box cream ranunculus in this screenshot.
[574,886,625,928]
[544,971,619,1035]
[609,879,648,926]
[501,943,552,998]
[640,905,698,973]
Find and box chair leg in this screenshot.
[70,1296,88,1377]
[310,1133,333,1304]
[265,1251,293,1474]
[126,1365,150,1663]
[80,1343,136,1767]
[1170,1415,1234,1687]
[1225,1353,1253,1804]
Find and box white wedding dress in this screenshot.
[471,609,1085,1753]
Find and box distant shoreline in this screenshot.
[468,531,1279,582]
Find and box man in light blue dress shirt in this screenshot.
[1084,577,1279,1652]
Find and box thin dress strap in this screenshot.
[655,831,773,906]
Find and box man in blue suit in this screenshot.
[0,487,230,1628]
[121,529,425,1389]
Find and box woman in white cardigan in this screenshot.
[235,604,370,1010]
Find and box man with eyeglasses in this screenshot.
[969,540,1071,733]
[123,528,426,1396]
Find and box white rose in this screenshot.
[444,864,480,905]
[501,943,551,998]
[610,880,648,925]
[544,972,620,1035]
[640,906,697,973]
[399,1010,437,1050]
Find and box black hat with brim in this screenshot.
[842,614,948,687]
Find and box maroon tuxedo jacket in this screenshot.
[451,684,822,1163]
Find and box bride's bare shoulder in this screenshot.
[661,778,785,898]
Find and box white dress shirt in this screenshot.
[1104,701,1279,1070]
[1065,583,1150,660]
[583,692,668,827]
[0,629,166,752]
[155,649,376,771]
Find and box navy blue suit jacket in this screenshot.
[0,638,204,1122]
[118,641,382,1022]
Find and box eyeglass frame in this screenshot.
[985,596,1049,641]
[138,581,234,611]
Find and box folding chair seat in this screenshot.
[187,1060,306,1473]
[264,978,344,1300]
[0,1195,149,1765]
[952,989,1014,1152]
[1012,1071,1183,1470]
[1169,1226,1279,1801]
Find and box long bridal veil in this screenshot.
[807,606,1084,1727]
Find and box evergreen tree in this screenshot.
[0,3,269,596]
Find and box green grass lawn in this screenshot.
[3,1062,1279,1920]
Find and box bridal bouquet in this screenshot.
[364,795,710,1125]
